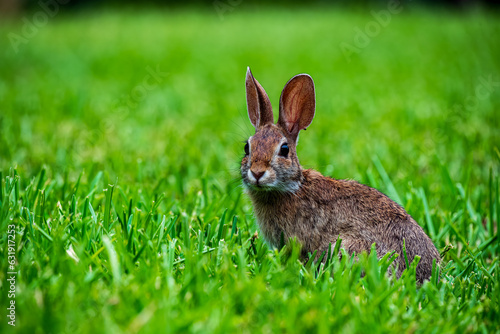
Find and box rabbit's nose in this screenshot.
[251,170,265,181]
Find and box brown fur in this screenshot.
[241,68,440,283]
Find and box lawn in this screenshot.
[0,4,499,333]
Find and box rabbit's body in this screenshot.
[247,167,440,282]
[241,68,440,283]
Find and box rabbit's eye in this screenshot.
[244,142,249,155]
[279,143,289,157]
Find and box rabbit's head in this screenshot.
[241,68,316,193]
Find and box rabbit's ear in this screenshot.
[277,74,315,141]
[246,67,274,129]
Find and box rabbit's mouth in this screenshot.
[243,177,300,194]
[242,166,301,193]
[243,172,276,191]
[245,168,271,184]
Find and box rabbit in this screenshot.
[240,67,440,283]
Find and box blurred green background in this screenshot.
[1,2,500,333]
[1,4,498,190]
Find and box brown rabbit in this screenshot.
[240,68,440,283]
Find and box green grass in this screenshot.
[1,6,500,333]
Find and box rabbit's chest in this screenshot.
[253,203,292,247]
[252,200,327,249]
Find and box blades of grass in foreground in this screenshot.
[372,155,402,205]
[489,167,494,236]
[419,187,436,239]
[104,184,115,231]
[216,208,227,243]
[230,215,238,239]
[496,171,500,250]
[103,235,121,286]
[403,238,410,270]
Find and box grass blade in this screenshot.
[372,155,402,205]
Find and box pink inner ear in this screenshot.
[285,83,304,133]
[278,74,315,138]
